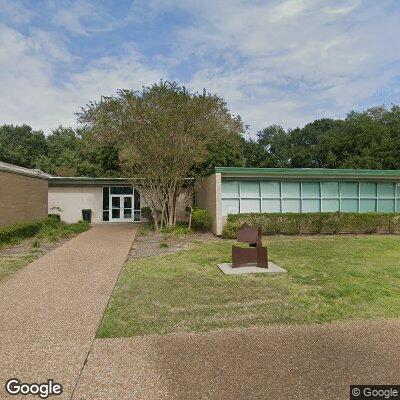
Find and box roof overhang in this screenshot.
[215,167,400,181]
[0,161,49,180]
[49,177,131,187]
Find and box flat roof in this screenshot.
[0,161,49,180]
[49,176,131,187]
[215,167,400,181]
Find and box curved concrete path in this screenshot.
[0,224,137,399]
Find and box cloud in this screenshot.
[0,0,34,23]
[52,1,96,35]
[1,0,400,135]
[51,0,126,35]
[150,0,400,131]
[0,23,167,132]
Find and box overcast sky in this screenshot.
[1,0,400,136]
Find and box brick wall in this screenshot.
[195,173,222,235]
[0,171,48,226]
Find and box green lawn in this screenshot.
[0,219,90,282]
[97,235,400,338]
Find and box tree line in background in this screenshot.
[0,125,121,177]
[2,104,400,177]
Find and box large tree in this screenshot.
[0,124,47,168]
[78,81,245,229]
[35,126,121,177]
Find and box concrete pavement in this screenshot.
[0,224,137,399]
[72,320,400,400]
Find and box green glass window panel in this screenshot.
[282,199,301,212]
[302,182,320,198]
[341,199,358,212]
[240,181,260,198]
[340,182,358,197]
[396,200,400,212]
[222,199,239,216]
[260,181,280,198]
[378,199,395,212]
[281,182,300,198]
[261,199,281,213]
[321,182,338,198]
[378,183,395,198]
[221,181,239,198]
[240,199,261,213]
[360,199,376,212]
[360,182,376,198]
[321,199,339,212]
[302,199,320,212]
[396,183,400,197]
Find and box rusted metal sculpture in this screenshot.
[232,223,268,268]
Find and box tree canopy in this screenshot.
[2,94,400,182]
[0,125,47,168]
[246,106,400,170]
[77,81,245,228]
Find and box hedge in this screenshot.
[0,219,45,245]
[191,208,213,232]
[222,212,400,238]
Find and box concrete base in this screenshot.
[217,262,287,275]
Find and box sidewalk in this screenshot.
[0,224,137,399]
[72,319,400,400]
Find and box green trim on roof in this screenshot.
[49,176,131,187]
[215,167,400,180]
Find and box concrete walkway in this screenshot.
[72,320,400,400]
[0,224,137,399]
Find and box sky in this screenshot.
[1,0,400,137]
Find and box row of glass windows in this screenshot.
[221,180,400,215]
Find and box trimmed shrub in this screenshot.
[222,212,400,238]
[191,208,212,232]
[0,217,90,246]
[0,220,44,245]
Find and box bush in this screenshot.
[191,208,212,232]
[37,219,90,241]
[0,217,90,247]
[161,222,191,236]
[222,212,400,238]
[0,220,44,245]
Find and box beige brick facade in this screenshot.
[195,173,222,235]
[0,170,48,226]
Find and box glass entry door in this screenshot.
[110,195,133,222]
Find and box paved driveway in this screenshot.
[72,320,400,400]
[0,224,137,399]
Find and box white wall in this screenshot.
[48,186,103,223]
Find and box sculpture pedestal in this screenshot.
[217,262,287,275]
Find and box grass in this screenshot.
[35,218,90,242]
[0,253,40,282]
[0,218,90,282]
[97,235,400,338]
